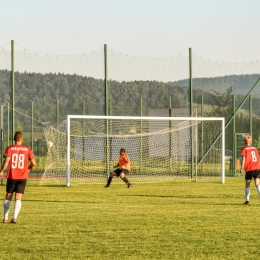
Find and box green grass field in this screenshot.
[0,177,259,260]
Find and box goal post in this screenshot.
[62,115,225,186]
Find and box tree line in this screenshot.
[0,69,260,150]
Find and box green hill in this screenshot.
[170,74,260,94]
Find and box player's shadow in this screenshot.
[24,199,89,203]
[125,194,241,205]
[127,194,177,198]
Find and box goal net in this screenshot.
[40,116,225,186]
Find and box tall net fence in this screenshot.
[0,43,260,178]
[1,45,260,122]
[192,54,260,165]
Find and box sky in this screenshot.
[0,0,260,63]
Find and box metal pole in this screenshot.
[11,40,15,142]
[82,100,86,172]
[232,95,236,176]
[66,115,71,186]
[83,100,86,134]
[194,109,198,182]
[104,44,109,176]
[201,95,204,175]
[140,98,143,173]
[104,44,108,116]
[1,105,3,185]
[169,96,172,172]
[56,99,60,164]
[7,103,9,147]
[189,48,193,115]
[221,118,225,184]
[31,101,34,151]
[189,48,194,178]
[250,94,252,135]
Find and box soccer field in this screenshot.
[0,177,258,260]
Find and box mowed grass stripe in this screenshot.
[0,177,258,260]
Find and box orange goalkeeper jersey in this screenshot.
[118,153,131,171]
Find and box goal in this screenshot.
[41,115,225,186]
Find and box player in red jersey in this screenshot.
[240,135,260,204]
[0,132,36,223]
[104,148,132,188]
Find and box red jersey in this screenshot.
[4,145,35,179]
[240,146,260,172]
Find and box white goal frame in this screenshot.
[66,115,225,186]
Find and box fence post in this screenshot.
[31,101,34,151]
[140,98,143,173]
[189,48,194,178]
[7,103,10,147]
[250,94,252,135]
[104,44,108,116]
[104,44,109,176]
[169,96,172,172]
[11,40,15,142]
[232,95,236,176]
[1,105,3,185]
[201,95,204,175]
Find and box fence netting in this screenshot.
[0,43,260,178]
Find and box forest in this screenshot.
[1,70,260,122]
[0,69,260,156]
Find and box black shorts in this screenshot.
[245,170,260,180]
[6,179,27,194]
[115,168,129,177]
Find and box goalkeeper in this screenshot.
[104,148,132,188]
